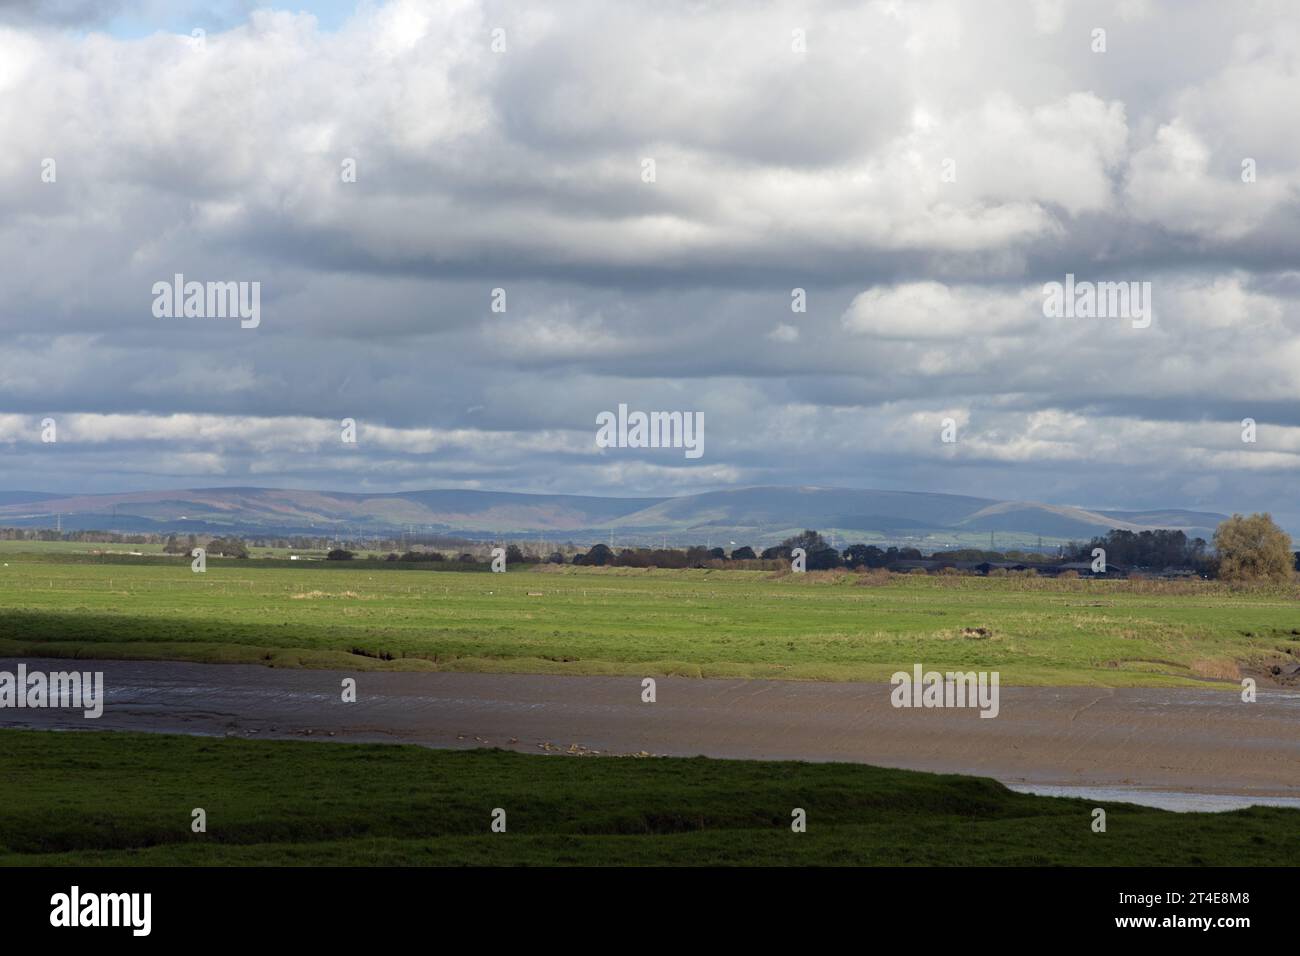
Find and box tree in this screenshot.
[730,546,756,560]
[398,551,443,562]
[1067,529,1208,571]
[649,548,687,569]
[842,544,885,568]
[806,546,842,570]
[206,536,248,558]
[576,543,613,566]
[326,548,354,561]
[781,530,829,553]
[1213,513,1294,583]
[761,530,841,568]
[684,546,713,567]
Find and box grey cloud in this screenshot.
[1,0,1299,529]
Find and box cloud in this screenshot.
[0,1,1299,527]
[0,0,128,27]
[841,282,1039,339]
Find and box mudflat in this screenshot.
[2,657,1297,798]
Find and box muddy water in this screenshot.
[1007,785,1300,813]
[3,658,1298,807]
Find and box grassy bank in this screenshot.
[1,560,1297,686]
[0,728,1294,866]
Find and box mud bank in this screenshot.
[2,658,1297,801]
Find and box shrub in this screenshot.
[1214,513,1295,583]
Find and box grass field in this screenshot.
[3,557,1296,868]
[0,539,168,555]
[1,558,1298,685]
[0,539,327,559]
[1,728,1294,866]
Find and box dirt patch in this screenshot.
[1189,658,1240,681]
[853,569,893,587]
[1245,657,1300,687]
[1101,658,1191,673]
[769,569,854,584]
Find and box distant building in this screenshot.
[1043,561,1128,578]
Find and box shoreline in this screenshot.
[2,657,1297,803]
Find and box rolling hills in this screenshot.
[0,485,1226,546]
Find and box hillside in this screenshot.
[0,485,1226,546]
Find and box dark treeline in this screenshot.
[379,544,557,565]
[0,528,162,543]
[574,527,1223,576]
[570,533,1029,571]
[574,531,925,570]
[575,544,731,568]
[1062,529,1211,571]
[4,525,1288,579]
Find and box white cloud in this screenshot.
[841,282,1038,339]
[0,0,1297,519]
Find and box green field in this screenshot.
[0,539,327,559]
[0,539,168,555]
[1,728,1294,866]
[3,556,1297,868]
[1,558,1298,685]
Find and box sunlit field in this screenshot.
[2,556,1296,686]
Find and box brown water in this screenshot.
[3,658,1297,806]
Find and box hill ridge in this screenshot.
[0,485,1227,546]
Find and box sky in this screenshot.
[1,0,1298,527]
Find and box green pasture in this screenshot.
[1,729,1293,866]
[0,559,1296,686]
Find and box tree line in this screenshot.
[1062,529,1211,571]
[571,517,1297,583]
[3,513,1295,582]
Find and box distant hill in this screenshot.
[0,485,1228,546]
[610,487,994,531]
[0,491,64,506]
[1097,508,1229,529]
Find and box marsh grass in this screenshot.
[1,728,1294,866]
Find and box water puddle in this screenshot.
[1009,784,1300,813]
